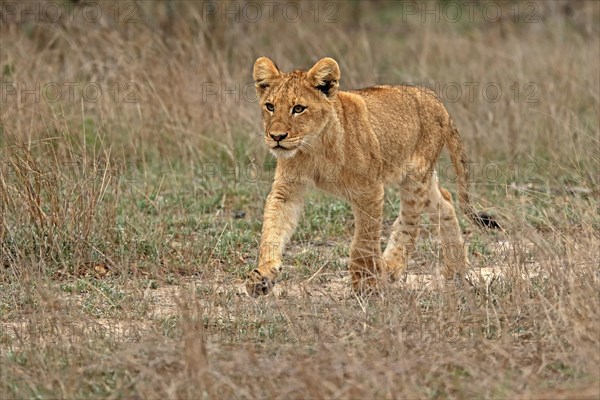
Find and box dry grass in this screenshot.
[1,1,599,398]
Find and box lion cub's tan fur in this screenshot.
[247,57,474,296]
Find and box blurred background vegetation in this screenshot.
[2,0,597,163]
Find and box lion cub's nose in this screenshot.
[269,132,288,142]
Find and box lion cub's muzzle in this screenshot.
[266,131,296,149]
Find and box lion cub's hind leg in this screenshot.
[424,175,469,280]
[382,177,429,282]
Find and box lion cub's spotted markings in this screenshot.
[246,57,497,297]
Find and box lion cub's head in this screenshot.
[253,57,340,159]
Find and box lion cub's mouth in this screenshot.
[272,144,295,150]
[267,140,299,151]
[268,142,299,158]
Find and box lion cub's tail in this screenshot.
[446,119,500,229]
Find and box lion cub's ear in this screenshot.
[307,57,340,97]
[253,57,281,96]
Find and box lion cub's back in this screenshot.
[348,85,451,179]
[349,84,448,131]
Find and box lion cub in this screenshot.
[246,57,489,297]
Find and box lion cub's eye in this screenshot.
[265,103,275,112]
[292,105,306,114]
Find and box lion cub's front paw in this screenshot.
[245,269,275,297]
